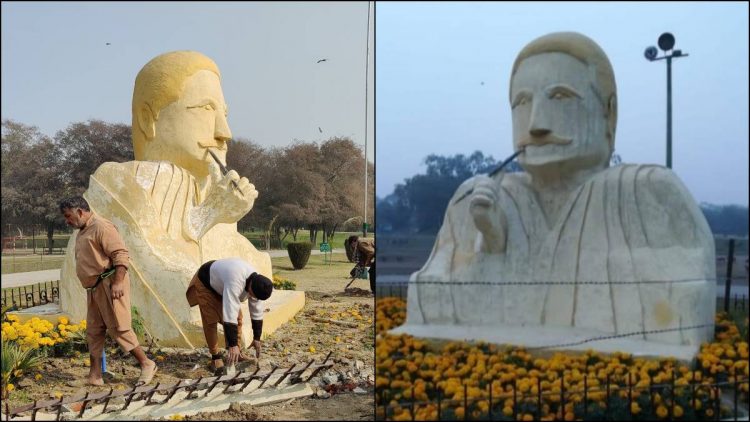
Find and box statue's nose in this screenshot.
[214,113,232,143]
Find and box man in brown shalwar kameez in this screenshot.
[59,196,157,386]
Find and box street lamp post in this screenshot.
[362,1,371,237]
[644,32,688,169]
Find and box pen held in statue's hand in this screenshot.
[206,148,244,197]
[453,148,525,205]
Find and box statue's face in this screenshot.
[511,52,610,172]
[152,70,232,178]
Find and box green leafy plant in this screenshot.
[2,339,43,399]
[131,306,146,343]
[286,242,312,270]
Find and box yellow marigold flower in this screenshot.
[58,316,69,325]
[156,355,165,362]
[673,405,683,418]
[631,402,641,414]
[309,346,316,353]
[35,374,42,381]
[6,384,15,392]
[656,405,668,418]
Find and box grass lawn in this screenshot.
[271,252,364,293]
[243,230,366,250]
[1,255,65,274]
[1,252,360,291]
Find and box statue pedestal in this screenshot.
[7,303,71,324]
[391,322,702,362]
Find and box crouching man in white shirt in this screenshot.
[186,257,274,372]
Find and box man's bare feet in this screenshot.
[86,376,104,386]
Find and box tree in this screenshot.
[1,120,69,253]
[55,119,133,192]
[700,203,749,236]
[377,151,497,234]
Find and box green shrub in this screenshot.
[286,242,312,270]
[272,275,297,290]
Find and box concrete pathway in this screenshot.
[1,269,61,288]
[1,249,342,288]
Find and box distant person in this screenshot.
[347,235,375,293]
[186,257,273,373]
[59,196,157,386]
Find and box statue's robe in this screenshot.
[60,161,272,347]
[407,164,715,347]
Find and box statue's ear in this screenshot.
[607,94,617,151]
[137,103,156,141]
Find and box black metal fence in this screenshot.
[1,281,60,310]
[377,373,750,421]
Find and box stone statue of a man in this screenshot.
[60,51,272,347]
[400,33,715,359]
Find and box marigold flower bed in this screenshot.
[375,297,749,421]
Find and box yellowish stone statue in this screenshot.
[398,33,715,360]
[60,51,272,347]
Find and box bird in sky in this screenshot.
[318,127,323,133]
[480,81,485,86]
[317,58,327,63]
[106,42,111,45]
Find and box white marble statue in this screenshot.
[398,32,715,359]
[60,51,272,347]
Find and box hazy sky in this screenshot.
[376,2,749,206]
[2,1,374,159]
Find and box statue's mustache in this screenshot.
[197,141,228,150]
[518,135,572,147]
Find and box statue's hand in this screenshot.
[469,175,507,253]
[204,161,259,224]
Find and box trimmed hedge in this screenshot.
[286,241,312,270]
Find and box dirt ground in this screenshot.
[3,253,375,420]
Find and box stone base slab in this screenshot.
[391,323,701,362]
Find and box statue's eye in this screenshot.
[203,104,215,111]
[512,95,530,109]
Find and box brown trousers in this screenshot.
[185,272,244,355]
[86,275,139,358]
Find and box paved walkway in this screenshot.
[1,249,341,288]
[1,269,61,288]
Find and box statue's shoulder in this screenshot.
[92,160,187,192]
[93,161,139,178]
[599,163,684,188]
